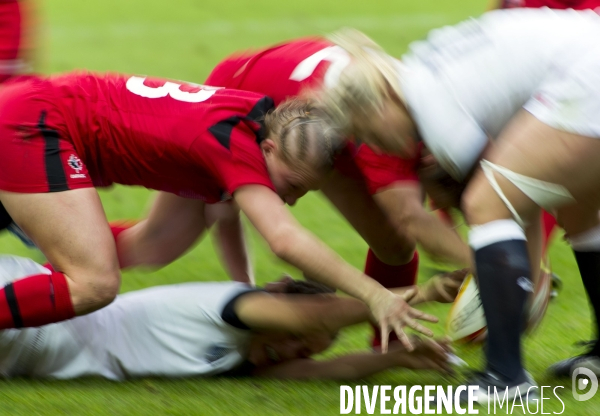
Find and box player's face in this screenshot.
[265,155,324,206]
[249,332,334,367]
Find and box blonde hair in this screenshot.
[264,98,343,174]
[316,28,405,135]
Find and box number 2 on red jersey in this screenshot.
[289,45,350,88]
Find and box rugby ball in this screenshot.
[446,256,552,343]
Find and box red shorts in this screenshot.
[0,77,92,193]
[334,143,420,195]
[0,0,25,83]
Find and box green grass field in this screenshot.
[0,0,598,414]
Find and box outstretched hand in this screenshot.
[368,289,438,353]
[390,336,454,373]
[392,269,468,305]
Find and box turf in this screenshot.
[0,0,598,414]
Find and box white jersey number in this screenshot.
[289,46,350,88]
[126,76,221,103]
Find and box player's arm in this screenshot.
[233,275,463,335]
[251,339,451,380]
[374,184,471,267]
[206,202,254,284]
[234,184,438,350]
[118,192,207,268]
[234,291,370,334]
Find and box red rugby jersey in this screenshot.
[205,37,345,105]
[0,0,24,83]
[206,38,421,190]
[49,72,275,203]
[501,0,600,9]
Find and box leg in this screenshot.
[541,211,558,253]
[558,206,600,347]
[0,188,121,326]
[463,111,600,386]
[321,169,415,266]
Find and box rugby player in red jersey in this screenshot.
[198,38,470,346]
[0,72,437,352]
[0,0,33,83]
[494,0,600,9]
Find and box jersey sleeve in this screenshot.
[225,122,276,195]
[199,98,277,197]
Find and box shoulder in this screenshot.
[201,90,274,151]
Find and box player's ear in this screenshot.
[260,138,277,156]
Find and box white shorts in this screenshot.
[525,43,600,139]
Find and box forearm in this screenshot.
[214,217,254,284]
[254,352,406,380]
[274,225,383,303]
[374,187,470,268]
[404,212,471,267]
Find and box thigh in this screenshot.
[0,188,118,279]
[556,204,600,237]
[463,110,600,226]
[321,169,414,264]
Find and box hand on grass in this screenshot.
[391,337,453,373]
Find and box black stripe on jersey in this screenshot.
[38,111,68,192]
[4,283,23,328]
[245,96,274,144]
[208,96,275,149]
[208,117,241,150]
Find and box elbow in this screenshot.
[267,224,300,261]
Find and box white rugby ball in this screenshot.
[446,256,552,343]
[446,273,487,343]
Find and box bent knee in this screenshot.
[68,268,121,313]
[461,177,507,226]
[461,184,485,225]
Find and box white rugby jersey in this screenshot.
[0,256,254,380]
[400,8,600,180]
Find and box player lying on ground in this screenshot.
[0,71,437,352]
[196,37,470,347]
[0,256,464,380]
[313,8,600,402]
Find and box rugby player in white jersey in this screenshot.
[0,256,461,380]
[313,8,600,403]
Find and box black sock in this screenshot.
[475,239,531,382]
[573,250,600,356]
